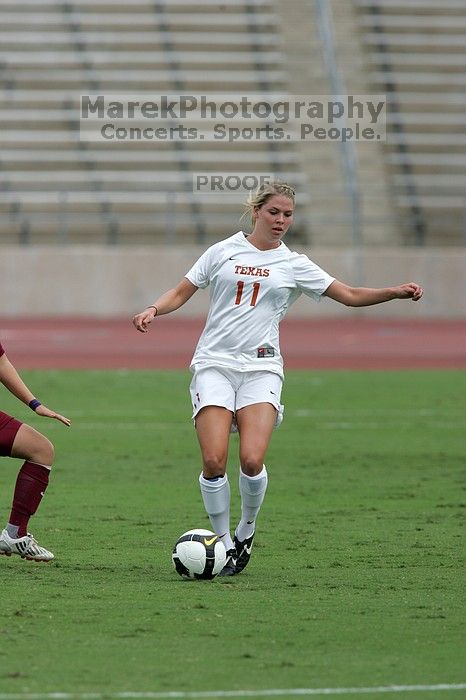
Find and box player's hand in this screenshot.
[395,283,423,301]
[35,404,71,426]
[132,307,156,333]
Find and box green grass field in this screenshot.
[0,369,464,700]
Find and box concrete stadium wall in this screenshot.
[0,246,464,319]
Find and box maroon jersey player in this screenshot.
[0,340,70,562]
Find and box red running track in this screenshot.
[1,317,465,369]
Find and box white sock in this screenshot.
[236,466,268,541]
[199,474,234,551]
[6,524,19,538]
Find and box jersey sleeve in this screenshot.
[185,245,217,289]
[291,253,335,301]
[0,342,4,357]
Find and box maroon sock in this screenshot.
[9,461,50,537]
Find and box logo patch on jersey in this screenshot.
[257,346,275,358]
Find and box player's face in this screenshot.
[253,195,294,246]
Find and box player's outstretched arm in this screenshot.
[324,280,423,307]
[132,278,199,333]
[0,353,70,426]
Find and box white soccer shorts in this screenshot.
[189,366,284,431]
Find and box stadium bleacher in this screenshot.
[357,0,466,245]
[0,0,464,246]
[0,0,309,245]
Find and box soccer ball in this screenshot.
[172,529,227,580]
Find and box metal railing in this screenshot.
[314,0,363,280]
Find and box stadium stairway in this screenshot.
[274,0,401,247]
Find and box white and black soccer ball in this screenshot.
[172,529,227,580]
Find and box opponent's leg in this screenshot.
[0,424,55,562]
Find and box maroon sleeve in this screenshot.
[0,342,4,357]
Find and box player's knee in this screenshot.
[240,456,263,477]
[202,455,227,478]
[31,436,55,467]
[43,438,55,466]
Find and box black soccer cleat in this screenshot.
[218,548,238,576]
[234,531,255,574]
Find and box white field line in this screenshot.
[0,684,465,699]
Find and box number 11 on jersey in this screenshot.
[235,281,261,307]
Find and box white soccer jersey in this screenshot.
[185,231,335,378]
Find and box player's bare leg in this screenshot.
[11,423,54,465]
[195,406,235,566]
[236,402,276,476]
[195,405,232,479]
[0,424,55,562]
[234,402,276,572]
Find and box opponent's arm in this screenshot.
[324,280,423,307]
[132,278,198,333]
[0,353,70,425]
[0,352,36,405]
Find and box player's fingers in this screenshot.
[55,414,71,426]
[135,312,154,331]
[403,283,422,300]
[132,314,146,331]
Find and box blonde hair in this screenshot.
[242,181,296,225]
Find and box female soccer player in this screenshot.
[0,340,70,562]
[132,182,423,576]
